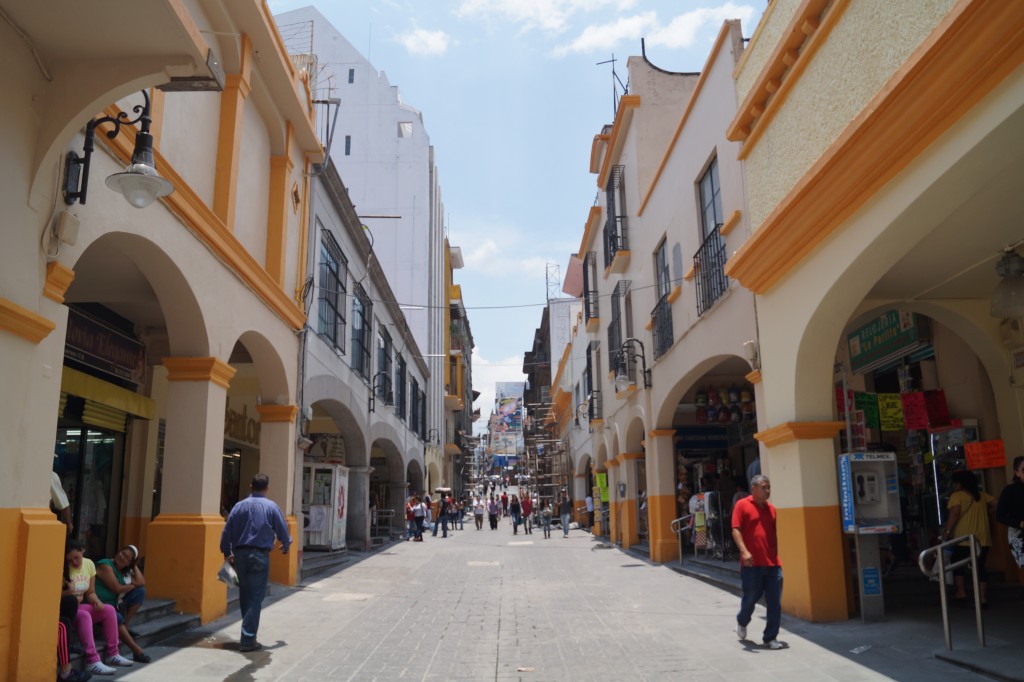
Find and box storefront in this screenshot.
[55,307,154,559]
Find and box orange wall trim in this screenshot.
[145,514,228,623]
[98,106,307,330]
[576,205,603,260]
[163,356,237,389]
[646,494,678,563]
[120,516,150,554]
[725,1,1024,294]
[44,262,75,303]
[596,95,640,188]
[269,516,299,585]
[0,296,55,343]
[777,505,848,621]
[256,404,298,423]
[265,155,293,284]
[648,429,676,438]
[719,209,742,237]
[755,421,844,448]
[0,508,66,681]
[745,369,762,385]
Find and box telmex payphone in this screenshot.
[838,452,902,621]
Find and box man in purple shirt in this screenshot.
[220,473,291,652]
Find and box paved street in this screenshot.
[114,510,1004,682]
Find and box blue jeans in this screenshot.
[561,513,571,536]
[737,566,783,643]
[234,548,271,645]
[433,515,448,537]
[511,512,521,532]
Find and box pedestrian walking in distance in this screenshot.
[731,474,783,650]
[220,473,291,652]
[558,493,573,538]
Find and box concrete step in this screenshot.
[669,555,743,595]
[301,549,350,581]
[131,597,177,626]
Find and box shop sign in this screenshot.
[900,392,928,430]
[596,472,609,502]
[308,433,346,463]
[676,426,729,450]
[965,440,1005,470]
[854,393,880,429]
[862,567,881,596]
[847,311,922,373]
[224,400,261,446]
[877,394,904,431]
[838,455,856,532]
[64,308,145,385]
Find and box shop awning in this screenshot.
[61,366,155,420]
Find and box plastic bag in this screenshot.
[217,560,239,586]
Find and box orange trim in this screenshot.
[145,514,228,623]
[755,420,844,447]
[43,262,75,303]
[638,21,734,216]
[646,494,678,562]
[589,134,609,174]
[683,264,696,282]
[719,209,742,236]
[644,319,653,331]
[148,87,166,148]
[777,505,848,621]
[745,369,763,384]
[614,386,637,400]
[255,404,298,422]
[265,155,292,285]
[726,0,840,145]
[0,297,55,343]
[98,105,306,329]
[620,452,644,461]
[607,249,630,275]
[726,0,1024,293]
[163,357,237,389]
[213,34,253,231]
[666,285,681,304]
[585,316,601,333]
[269,516,299,585]
[577,205,603,259]
[596,95,640,188]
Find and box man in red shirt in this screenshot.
[731,474,783,650]
[520,495,533,534]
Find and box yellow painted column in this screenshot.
[146,357,236,623]
[607,465,621,543]
[755,421,849,622]
[213,34,253,231]
[646,429,679,562]
[256,404,298,585]
[265,151,294,286]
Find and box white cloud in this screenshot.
[553,11,656,56]
[456,0,637,34]
[395,28,453,56]
[470,348,528,435]
[553,3,756,56]
[646,3,755,49]
[457,236,561,279]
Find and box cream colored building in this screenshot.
[559,20,761,563]
[723,0,1024,621]
[0,2,323,678]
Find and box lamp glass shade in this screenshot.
[991,275,1024,319]
[106,164,174,208]
[614,369,633,393]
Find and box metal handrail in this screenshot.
[917,534,985,651]
[670,514,695,565]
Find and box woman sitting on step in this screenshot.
[64,539,135,675]
[96,544,151,663]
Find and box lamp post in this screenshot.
[614,337,652,392]
[64,90,173,208]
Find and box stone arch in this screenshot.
[234,330,291,402]
[654,354,754,428]
[303,374,368,466]
[407,458,424,496]
[624,415,647,454]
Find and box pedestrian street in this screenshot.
[113,508,994,682]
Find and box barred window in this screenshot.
[317,228,347,351]
[350,284,372,380]
[395,354,407,420]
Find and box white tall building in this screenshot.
[276,5,446,463]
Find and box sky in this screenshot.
[269,0,765,433]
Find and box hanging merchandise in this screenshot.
[706,405,719,423]
[695,406,708,425]
[740,386,753,403]
[707,385,720,406]
[730,404,743,423]
[717,406,731,424]
[742,402,755,421]
[718,385,730,406]
[695,388,707,407]
[728,384,740,405]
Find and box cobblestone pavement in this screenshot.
[117,511,999,682]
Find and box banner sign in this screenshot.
[596,472,609,503]
[900,392,928,430]
[64,308,145,385]
[854,392,880,430]
[965,440,1006,470]
[676,426,729,450]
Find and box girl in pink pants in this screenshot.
[64,539,134,675]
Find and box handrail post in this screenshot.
[969,537,985,647]
[937,546,952,650]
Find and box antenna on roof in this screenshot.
[597,53,629,118]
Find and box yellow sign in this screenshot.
[877,393,904,431]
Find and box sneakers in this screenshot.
[106,654,134,667]
[765,639,784,650]
[238,641,263,652]
[87,661,116,676]
[736,623,747,640]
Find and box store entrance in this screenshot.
[54,425,124,559]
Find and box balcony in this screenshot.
[695,224,729,316]
[603,216,630,271]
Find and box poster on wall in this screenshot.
[965,440,1006,470]
[900,392,929,430]
[854,392,880,429]
[877,394,905,431]
[851,410,867,450]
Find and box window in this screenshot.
[317,229,347,351]
[652,240,674,359]
[347,68,355,84]
[586,340,602,420]
[350,284,372,380]
[376,325,393,403]
[395,354,407,420]
[410,377,420,433]
[695,157,729,315]
[604,165,628,267]
[607,280,630,370]
[699,157,723,239]
[344,135,351,156]
[583,251,599,323]
[654,239,671,301]
[398,122,413,138]
[418,388,427,440]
